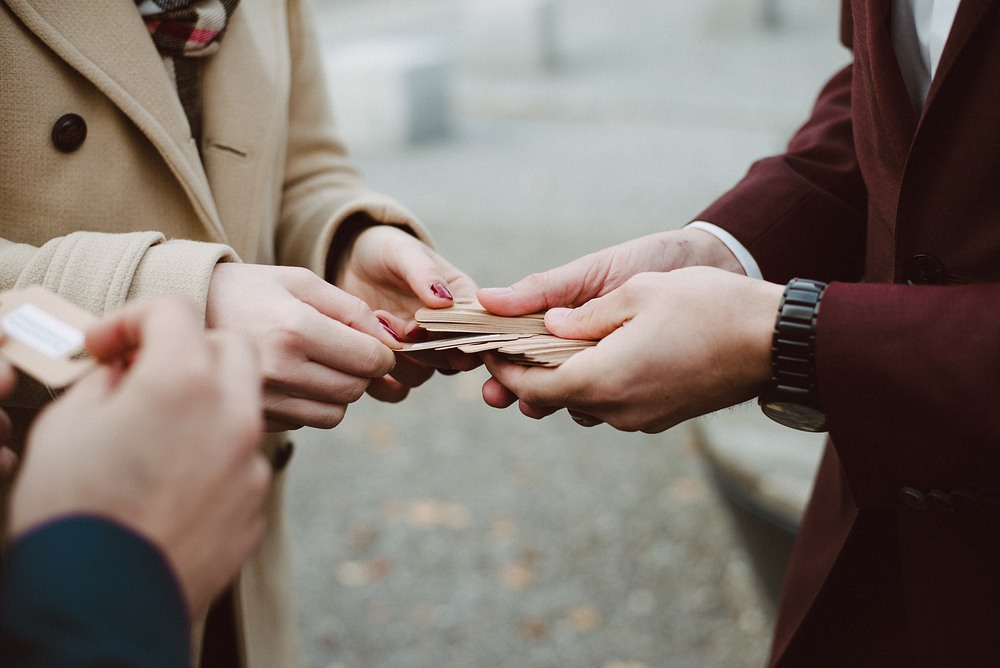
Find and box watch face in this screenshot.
[761,401,827,432]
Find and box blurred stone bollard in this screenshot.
[323,39,452,153]
[461,0,558,72]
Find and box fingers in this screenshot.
[368,226,479,306]
[517,399,560,420]
[365,376,411,403]
[477,252,608,316]
[400,248,457,308]
[481,353,569,409]
[285,269,402,352]
[385,354,435,389]
[482,376,518,408]
[260,358,377,429]
[568,410,603,427]
[375,310,409,346]
[541,289,635,342]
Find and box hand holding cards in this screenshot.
[0,286,97,387]
[401,301,596,367]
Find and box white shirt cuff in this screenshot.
[686,221,763,280]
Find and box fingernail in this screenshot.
[480,287,513,297]
[431,282,454,301]
[378,317,404,343]
[547,307,571,324]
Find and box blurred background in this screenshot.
[288,1,842,666]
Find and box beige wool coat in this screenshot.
[1,0,430,665]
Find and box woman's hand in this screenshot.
[334,225,482,400]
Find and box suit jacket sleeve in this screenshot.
[0,516,191,668]
[697,5,1000,506]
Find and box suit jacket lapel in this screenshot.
[5,0,228,243]
[857,0,918,168]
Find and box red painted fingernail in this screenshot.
[431,282,454,301]
[378,317,404,343]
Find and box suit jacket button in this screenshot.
[906,254,945,285]
[51,114,87,153]
[899,487,928,510]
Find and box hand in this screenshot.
[477,227,743,316]
[481,267,782,433]
[206,263,399,430]
[8,297,271,618]
[333,225,482,399]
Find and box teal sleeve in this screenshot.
[0,515,191,667]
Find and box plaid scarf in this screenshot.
[135,0,241,142]
[135,0,240,57]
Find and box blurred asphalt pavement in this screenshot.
[286,1,846,666]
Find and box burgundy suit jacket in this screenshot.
[700,1,1000,665]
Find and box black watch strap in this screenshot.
[759,278,828,432]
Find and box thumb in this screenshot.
[478,255,605,316]
[543,290,634,341]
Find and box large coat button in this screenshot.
[906,254,945,285]
[51,113,87,153]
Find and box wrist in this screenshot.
[758,277,829,432]
[324,213,381,285]
[674,227,747,274]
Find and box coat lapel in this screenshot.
[858,0,918,167]
[5,0,228,243]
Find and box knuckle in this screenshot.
[280,264,316,286]
[270,321,307,358]
[357,341,395,377]
[313,405,347,430]
[342,378,370,403]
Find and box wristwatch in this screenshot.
[758,278,828,432]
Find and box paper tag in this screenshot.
[0,286,98,388]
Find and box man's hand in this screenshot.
[9,297,271,618]
[477,227,744,317]
[206,263,400,431]
[333,225,482,399]
[482,267,782,433]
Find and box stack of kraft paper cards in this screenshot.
[400,301,596,367]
